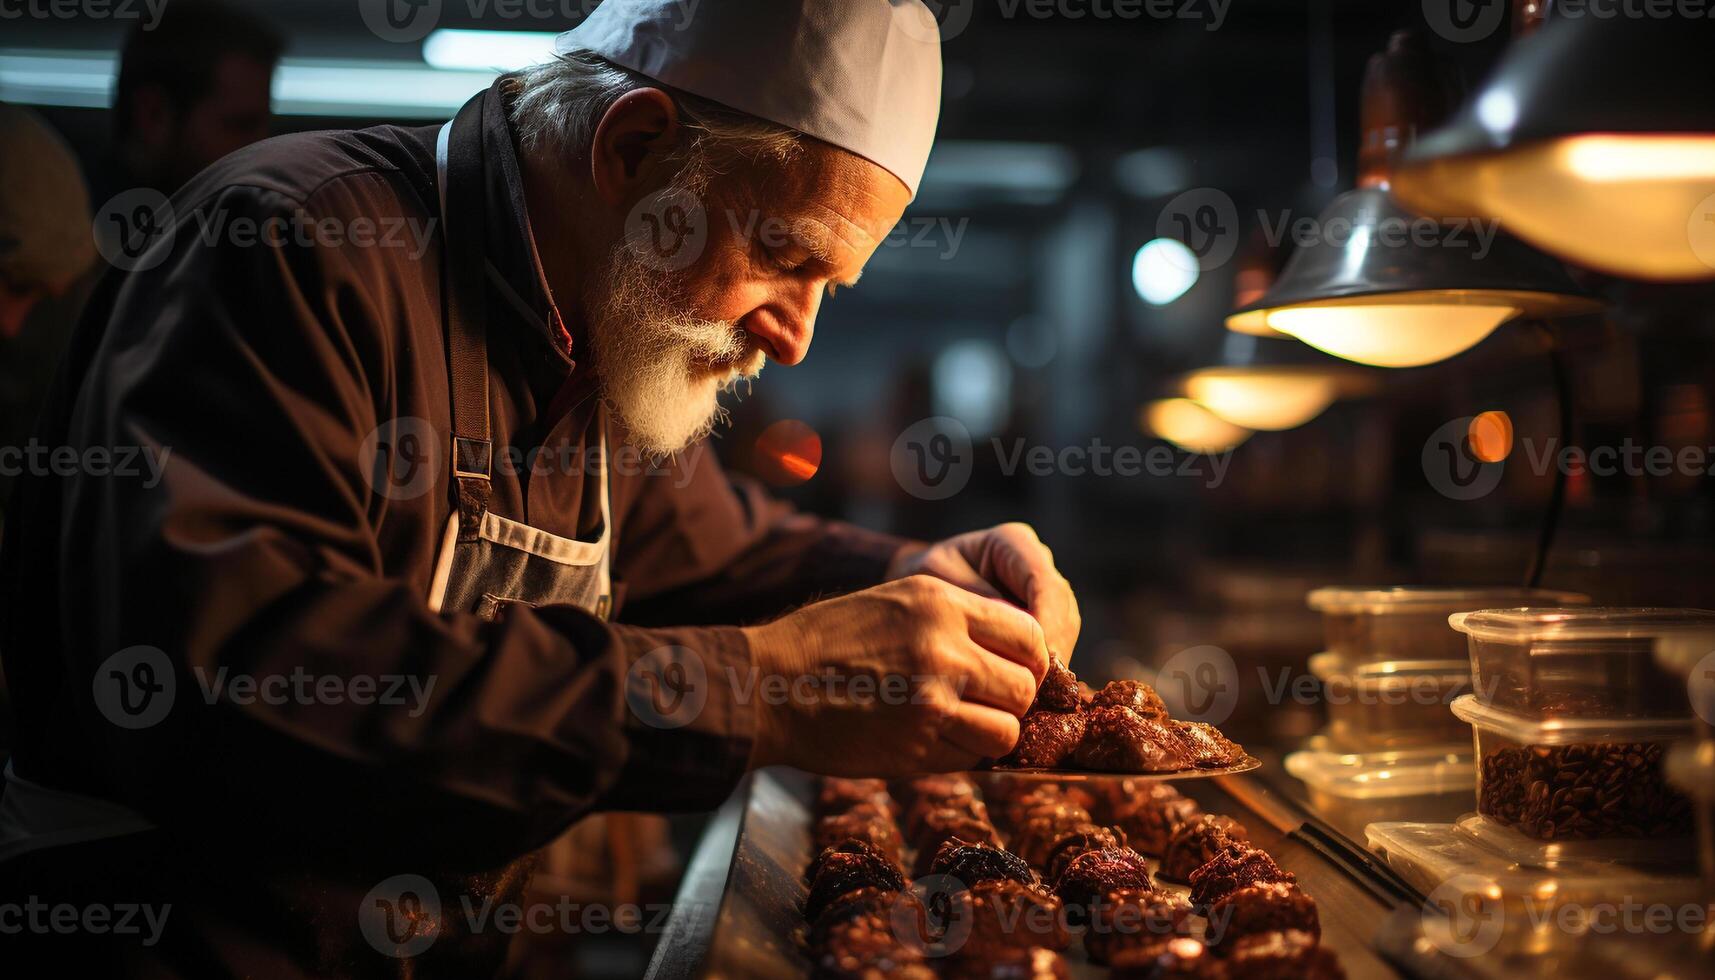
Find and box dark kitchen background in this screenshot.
[7,0,1715,742]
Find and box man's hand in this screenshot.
[886,523,1081,663]
[742,575,1048,776]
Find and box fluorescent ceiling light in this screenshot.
[422,29,557,72]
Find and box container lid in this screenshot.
[1366,821,1701,900]
[1285,746,1472,799]
[1307,586,1589,616]
[1309,651,1471,683]
[1448,607,1715,644]
[1450,694,1694,743]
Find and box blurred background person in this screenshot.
[90,0,284,203]
[0,102,98,754]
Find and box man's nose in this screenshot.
[745,291,820,366]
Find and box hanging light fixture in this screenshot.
[1392,13,1715,282]
[1141,399,1252,454]
[1177,335,1376,431]
[1226,30,1600,367]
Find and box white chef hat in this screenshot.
[555,0,943,197]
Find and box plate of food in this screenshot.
[979,657,1259,780]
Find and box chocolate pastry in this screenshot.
[1173,721,1245,769]
[1217,929,1344,978]
[1090,680,1170,719]
[813,912,936,979]
[1000,710,1088,769]
[817,778,894,817]
[912,810,1005,878]
[805,844,907,922]
[942,947,1071,980]
[807,838,906,884]
[995,785,1074,830]
[1109,936,1227,979]
[1156,815,1249,884]
[1114,793,1203,857]
[1072,708,1192,773]
[1205,882,1319,950]
[808,886,902,949]
[963,879,1071,954]
[929,842,1037,887]
[814,806,904,862]
[1084,888,1195,965]
[1042,823,1126,885]
[1186,847,1295,911]
[1053,847,1153,924]
[1012,806,1095,871]
[1031,655,1082,713]
[902,777,980,830]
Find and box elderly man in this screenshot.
[0,2,1079,975]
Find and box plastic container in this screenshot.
[1307,587,1588,665]
[1284,744,1473,841]
[1663,740,1715,889]
[1451,607,1715,718]
[1451,694,1695,848]
[1366,819,1703,959]
[1309,652,1472,749]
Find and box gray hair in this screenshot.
[506,49,801,176]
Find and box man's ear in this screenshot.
[589,88,682,207]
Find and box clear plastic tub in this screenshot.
[1655,628,1715,738]
[1309,652,1472,749]
[1366,819,1703,959]
[1307,587,1588,665]
[1663,740,1715,889]
[1284,744,1473,841]
[1451,694,1695,847]
[1450,607,1715,718]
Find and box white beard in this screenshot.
[586,244,767,459]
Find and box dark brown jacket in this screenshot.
[0,82,904,976]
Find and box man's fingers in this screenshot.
[948,644,1037,717]
[937,701,1021,760]
[956,588,1049,684]
[917,546,1007,602]
[980,524,1081,661]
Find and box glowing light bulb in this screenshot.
[1142,398,1252,454]
[1265,303,1517,368]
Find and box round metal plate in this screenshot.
[974,755,1262,782]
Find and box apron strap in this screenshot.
[440,97,494,541]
